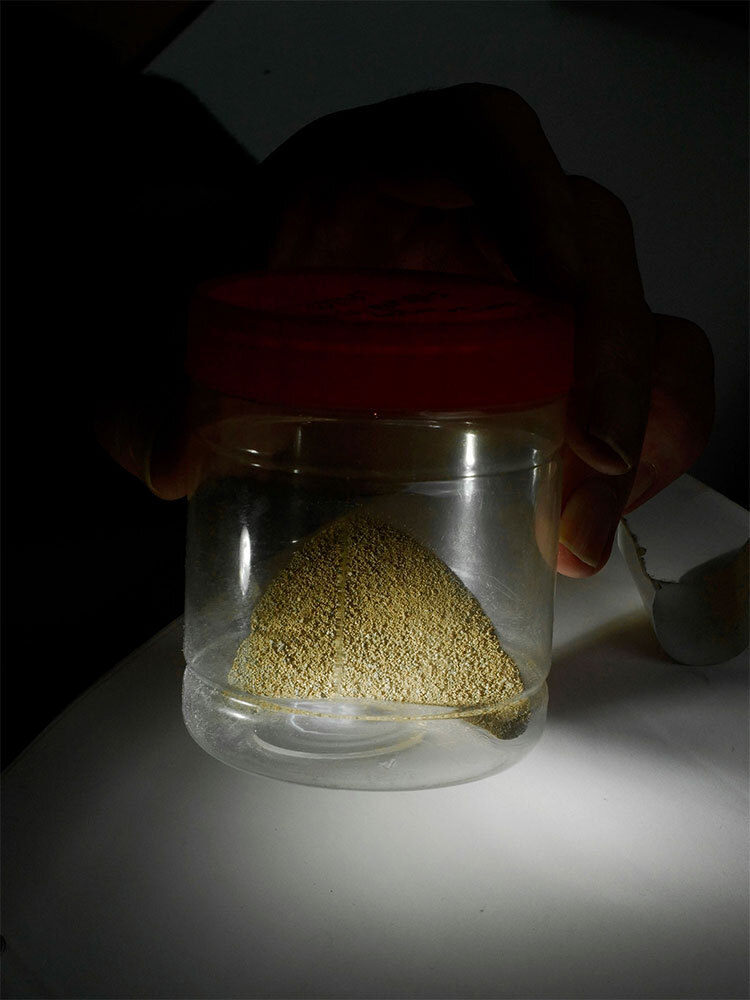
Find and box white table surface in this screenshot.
[2,476,748,1000]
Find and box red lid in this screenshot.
[186,269,574,412]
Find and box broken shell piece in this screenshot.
[617,519,749,667]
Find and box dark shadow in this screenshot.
[0,3,261,768]
[548,607,747,723]
[555,0,748,59]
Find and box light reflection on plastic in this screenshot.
[463,431,478,502]
[239,526,252,596]
[464,432,477,473]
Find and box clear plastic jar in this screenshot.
[181,270,573,790]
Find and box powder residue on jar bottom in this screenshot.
[229,514,529,739]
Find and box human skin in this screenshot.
[62,4,712,580]
[98,83,713,578]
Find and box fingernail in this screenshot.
[142,436,158,496]
[124,416,159,496]
[587,377,642,473]
[626,460,657,509]
[586,429,633,473]
[559,480,622,568]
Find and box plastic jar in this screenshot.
[181,270,574,790]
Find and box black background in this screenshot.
[0,1,261,767]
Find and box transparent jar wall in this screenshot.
[182,396,564,790]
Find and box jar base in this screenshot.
[182,666,547,791]
[254,706,425,760]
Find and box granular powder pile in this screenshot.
[229,514,528,737]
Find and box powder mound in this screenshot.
[229,515,527,733]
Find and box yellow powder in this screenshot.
[229,515,527,738]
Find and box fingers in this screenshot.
[363,84,581,290]
[624,314,714,513]
[555,177,654,576]
[148,407,194,500]
[438,84,583,297]
[261,84,583,291]
[557,313,714,577]
[95,391,192,501]
[557,446,635,577]
[564,175,654,476]
[239,88,713,590]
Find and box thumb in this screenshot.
[95,391,192,500]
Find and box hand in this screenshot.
[100,84,714,578]
[257,84,714,576]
